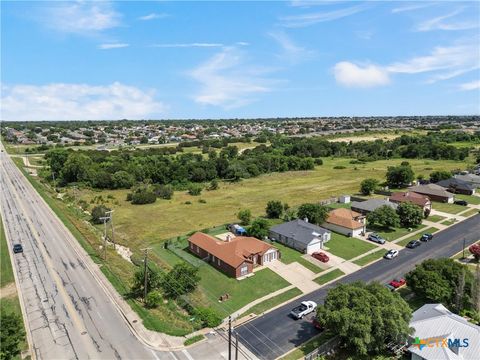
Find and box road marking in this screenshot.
[181,349,195,360]
[169,350,181,360]
[149,349,161,360]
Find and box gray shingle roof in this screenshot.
[437,178,475,191]
[270,219,330,245]
[455,174,480,187]
[408,184,454,198]
[350,199,398,212]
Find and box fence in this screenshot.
[374,189,393,196]
[304,336,341,360]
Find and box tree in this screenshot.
[315,282,412,356]
[367,205,400,229]
[248,218,270,239]
[406,258,474,312]
[112,170,135,189]
[188,184,202,196]
[131,266,162,296]
[0,312,26,360]
[266,200,284,219]
[154,184,174,199]
[46,148,69,175]
[237,209,252,225]
[430,170,452,183]
[386,164,414,187]
[297,203,329,225]
[360,178,379,196]
[60,153,93,183]
[90,205,111,224]
[161,263,200,298]
[469,243,480,261]
[396,202,423,227]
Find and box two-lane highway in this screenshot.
[236,214,480,360]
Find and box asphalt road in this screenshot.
[236,213,480,360]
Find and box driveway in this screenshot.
[265,261,319,294]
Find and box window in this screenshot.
[240,265,248,276]
[217,258,221,266]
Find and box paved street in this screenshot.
[236,214,480,360]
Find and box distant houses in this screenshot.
[323,208,366,237]
[389,191,432,214]
[436,178,476,195]
[350,198,398,215]
[269,219,331,254]
[407,184,455,203]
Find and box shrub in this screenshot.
[188,184,203,196]
[130,190,157,205]
[90,205,111,224]
[360,178,379,196]
[208,179,219,190]
[238,209,252,225]
[198,199,207,204]
[314,158,323,165]
[266,200,284,219]
[333,165,346,169]
[154,184,174,200]
[194,308,222,328]
[184,335,204,346]
[145,290,163,308]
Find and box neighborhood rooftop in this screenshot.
[270,219,330,246]
[350,198,398,213]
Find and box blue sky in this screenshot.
[1,1,479,120]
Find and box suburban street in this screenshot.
[236,214,480,360]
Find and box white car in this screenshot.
[290,301,317,319]
[384,249,399,259]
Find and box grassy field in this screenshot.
[279,331,335,360]
[461,208,480,217]
[368,224,426,242]
[427,214,446,223]
[1,219,15,287]
[325,233,377,260]
[353,249,385,266]
[269,242,324,274]
[314,269,345,285]
[240,287,302,318]
[396,227,440,247]
[455,194,480,205]
[432,202,467,214]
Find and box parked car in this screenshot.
[290,301,317,319]
[312,252,329,263]
[389,278,406,288]
[384,249,399,259]
[312,318,323,330]
[454,200,468,206]
[368,233,386,245]
[13,244,23,253]
[420,233,433,242]
[406,240,421,249]
[384,283,396,292]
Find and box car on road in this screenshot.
[312,252,329,263]
[384,249,399,259]
[406,240,421,249]
[454,200,468,206]
[290,301,317,319]
[384,283,396,292]
[389,278,406,288]
[368,233,386,245]
[13,244,23,253]
[420,233,434,242]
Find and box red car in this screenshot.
[389,278,406,288]
[312,252,329,263]
[312,318,323,330]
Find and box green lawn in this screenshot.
[279,331,336,360]
[240,287,302,318]
[433,202,467,214]
[427,214,446,223]
[325,233,377,260]
[1,219,15,287]
[396,227,440,247]
[184,335,204,346]
[441,218,458,226]
[270,242,324,274]
[314,269,345,285]
[461,208,480,217]
[353,250,385,266]
[368,224,426,242]
[455,194,480,205]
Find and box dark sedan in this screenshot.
[406,240,421,249]
[13,244,23,253]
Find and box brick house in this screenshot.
[188,232,280,279]
[389,191,432,214]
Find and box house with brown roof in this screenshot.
[188,233,280,279]
[389,191,432,214]
[323,208,366,237]
[408,184,454,203]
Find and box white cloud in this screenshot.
[459,80,480,91]
[151,43,224,48]
[333,62,390,88]
[98,43,129,50]
[279,4,368,28]
[43,1,121,34]
[0,82,166,121]
[416,9,479,32]
[138,13,169,21]
[391,3,435,13]
[189,47,275,109]
[268,31,314,62]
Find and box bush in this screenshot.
[0,312,26,360]
[154,184,174,199]
[266,200,284,219]
[130,190,157,205]
[238,209,252,225]
[194,308,222,328]
[360,178,379,196]
[208,179,219,191]
[248,218,270,239]
[198,199,207,204]
[188,184,203,196]
[314,158,323,165]
[469,243,480,261]
[184,335,205,346]
[333,165,346,169]
[90,205,111,224]
[145,290,163,308]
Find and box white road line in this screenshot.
[181,349,195,360]
[149,349,161,360]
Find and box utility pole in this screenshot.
[235,331,239,360]
[99,216,109,260]
[463,237,466,259]
[228,316,232,360]
[105,210,115,250]
[140,248,152,302]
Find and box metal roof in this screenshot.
[270,219,330,245]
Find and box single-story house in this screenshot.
[269,219,331,254]
[408,184,455,203]
[408,303,480,360]
[436,178,476,195]
[323,208,366,237]
[350,198,398,215]
[389,191,432,214]
[455,173,480,188]
[188,232,280,279]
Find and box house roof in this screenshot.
[270,219,330,245]
[409,304,480,360]
[188,232,275,268]
[389,191,430,207]
[350,199,398,213]
[326,208,364,230]
[437,178,476,191]
[455,174,480,187]
[408,184,454,199]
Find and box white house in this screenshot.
[323,208,366,237]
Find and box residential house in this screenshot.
[408,184,455,203]
[269,219,331,254]
[323,208,366,237]
[436,178,476,195]
[455,174,480,188]
[408,303,480,360]
[350,198,398,215]
[188,232,280,279]
[389,191,432,214]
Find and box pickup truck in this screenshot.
[290,301,317,319]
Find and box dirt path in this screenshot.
[0,282,17,298]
